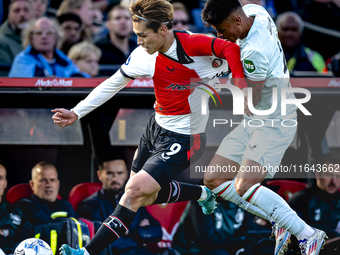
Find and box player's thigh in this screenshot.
[144,131,206,187]
[242,120,297,179]
[204,154,239,189]
[214,125,248,169]
[121,170,161,210]
[234,159,267,196]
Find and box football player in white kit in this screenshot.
[52,0,250,255]
[201,1,327,255]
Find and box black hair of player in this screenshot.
[202,0,242,27]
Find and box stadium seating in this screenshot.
[68,182,102,211]
[146,201,188,251]
[6,183,62,203]
[266,180,307,201]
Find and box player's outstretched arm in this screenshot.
[51,108,78,128]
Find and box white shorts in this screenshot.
[215,118,297,178]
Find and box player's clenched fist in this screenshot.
[51,108,78,128]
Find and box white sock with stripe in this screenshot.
[212,179,270,221]
[245,183,313,238]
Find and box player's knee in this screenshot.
[124,182,152,202]
[204,177,224,190]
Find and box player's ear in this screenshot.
[97,170,103,181]
[159,24,167,36]
[235,16,241,25]
[29,180,34,191]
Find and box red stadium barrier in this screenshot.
[0,77,340,88]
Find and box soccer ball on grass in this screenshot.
[14,238,53,255]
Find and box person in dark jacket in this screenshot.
[289,154,340,254]
[15,161,78,238]
[78,154,129,221]
[9,17,81,77]
[0,162,22,254]
[78,154,163,255]
[173,196,256,255]
[0,0,32,76]
[276,11,326,74]
[95,5,138,76]
[57,13,83,55]
[296,0,340,61]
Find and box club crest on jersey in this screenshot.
[244,60,256,73]
[212,58,223,68]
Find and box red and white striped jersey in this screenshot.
[72,31,245,135]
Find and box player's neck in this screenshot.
[240,16,255,40]
[158,30,175,53]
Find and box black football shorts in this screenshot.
[132,113,206,186]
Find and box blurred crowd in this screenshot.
[0,0,340,78]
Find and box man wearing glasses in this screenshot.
[9,16,81,77]
[172,2,189,31]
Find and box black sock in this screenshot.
[85,204,136,255]
[152,181,202,204]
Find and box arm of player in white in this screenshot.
[72,71,130,118]
[246,79,265,106]
[52,71,130,127]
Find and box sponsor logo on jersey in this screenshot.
[212,58,223,68]
[165,72,228,107]
[244,60,256,73]
[166,66,176,72]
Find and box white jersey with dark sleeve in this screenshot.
[119,46,157,80]
[71,47,156,119]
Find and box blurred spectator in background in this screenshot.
[29,0,47,19]
[239,0,276,18]
[0,0,32,76]
[289,154,340,255]
[0,163,7,203]
[327,51,340,77]
[276,12,326,74]
[78,155,129,222]
[68,41,101,77]
[169,0,200,14]
[297,0,340,61]
[57,13,83,55]
[0,162,22,254]
[239,0,266,6]
[57,0,95,42]
[95,5,137,74]
[172,2,190,31]
[92,0,109,13]
[0,1,9,26]
[173,197,248,255]
[9,17,81,77]
[120,0,136,9]
[92,8,105,35]
[15,161,78,238]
